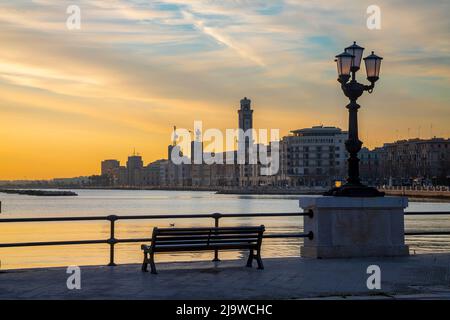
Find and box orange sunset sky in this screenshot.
[0,0,449,179]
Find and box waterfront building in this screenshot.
[126,154,144,186]
[280,126,348,187]
[101,159,120,176]
[381,138,450,186]
[142,159,167,186]
[359,147,386,186]
[167,145,191,187]
[190,150,240,188]
[101,159,120,185]
[190,140,210,187]
[52,176,90,186]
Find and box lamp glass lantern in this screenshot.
[363,51,383,83]
[335,51,354,83]
[345,41,365,71]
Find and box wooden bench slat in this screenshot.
[152,240,259,247]
[155,234,260,242]
[156,228,263,234]
[156,230,262,236]
[153,243,259,252]
[157,226,264,232]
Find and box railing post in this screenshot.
[212,213,221,262]
[107,215,118,266]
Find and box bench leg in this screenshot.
[141,252,149,272]
[256,251,264,270]
[150,252,157,274]
[246,250,254,268]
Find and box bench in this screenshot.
[141,225,265,274]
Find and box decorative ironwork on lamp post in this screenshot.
[325,41,385,197]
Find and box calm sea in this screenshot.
[0,189,449,270]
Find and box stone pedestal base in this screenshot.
[300,196,409,259]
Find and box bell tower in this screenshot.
[238,97,253,132]
[238,97,253,153]
[237,97,254,186]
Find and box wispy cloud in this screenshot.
[181,10,265,66]
[0,0,449,178]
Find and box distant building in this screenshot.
[126,155,144,186]
[143,159,167,186]
[52,176,90,186]
[381,138,450,185]
[117,166,128,186]
[167,145,191,187]
[238,97,255,187]
[280,126,348,187]
[360,147,386,186]
[101,159,120,176]
[101,159,120,185]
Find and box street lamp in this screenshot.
[325,41,384,197]
[364,51,383,83]
[345,41,365,71]
[335,51,353,83]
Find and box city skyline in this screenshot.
[1,1,449,179]
[2,125,448,184]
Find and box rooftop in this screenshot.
[290,126,346,137]
[1,253,450,300]
[384,137,450,146]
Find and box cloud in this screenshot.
[181,10,266,66]
[0,0,449,178]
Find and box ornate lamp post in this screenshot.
[325,41,384,197]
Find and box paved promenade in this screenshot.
[1,253,450,299]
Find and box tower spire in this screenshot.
[172,125,177,146]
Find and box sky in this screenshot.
[0,0,449,179]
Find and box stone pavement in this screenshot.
[1,253,450,299]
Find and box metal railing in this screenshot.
[0,210,449,266]
[379,185,450,192]
[404,211,450,236]
[0,211,314,266]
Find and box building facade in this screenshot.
[101,159,120,185]
[359,147,386,186]
[280,126,348,187]
[126,155,144,186]
[381,138,450,185]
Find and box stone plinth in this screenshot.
[300,196,409,258]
